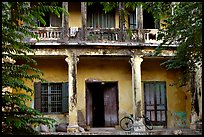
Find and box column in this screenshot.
[137,5,144,42]
[130,55,145,131]
[118,2,125,42]
[65,53,79,131]
[62,2,69,40]
[81,2,87,41]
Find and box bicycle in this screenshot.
[120,114,153,131]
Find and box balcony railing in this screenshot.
[86,28,120,42]
[144,29,162,44]
[30,27,162,44]
[30,27,62,41]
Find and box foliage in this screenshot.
[2,2,67,135]
[156,2,202,86]
[94,2,202,87]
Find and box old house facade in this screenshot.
[22,2,194,131]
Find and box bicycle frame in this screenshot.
[119,113,153,131]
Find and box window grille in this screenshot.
[41,83,62,113]
[34,82,68,113]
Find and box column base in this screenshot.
[190,122,202,131]
[67,125,85,133]
[133,119,146,131]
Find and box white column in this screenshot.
[65,54,79,131]
[130,55,145,131]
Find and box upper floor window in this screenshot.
[31,2,62,27]
[128,8,139,29]
[34,82,68,113]
[87,3,115,28]
[128,8,160,29]
[143,10,160,29]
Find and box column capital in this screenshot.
[65,54,79,64]
[129,55,143,66]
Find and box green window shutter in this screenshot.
[34,82,41,112]
[62,82,69,113]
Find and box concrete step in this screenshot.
[41,128,202,135]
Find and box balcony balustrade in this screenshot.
[30,27,162,44]
[30,27,63,41]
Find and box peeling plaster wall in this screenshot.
[195,64,202,120]
[194,62,202,120]
[141,58,191,128]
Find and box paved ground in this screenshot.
[41,127,202,135]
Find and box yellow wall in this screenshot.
[69,2,82,27]
[115,11,119,28]
[24,56,191,128]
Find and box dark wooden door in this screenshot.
[103,82,119,127]
[86,83,93,127]
[144,82,167,126]
[86,81,119,127]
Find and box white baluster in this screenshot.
[48,31,50,38]
[54,31,56,38]
[40,33,43,39]
[115,33,118,41]
[148,33,150,41]
[47,31,49,39]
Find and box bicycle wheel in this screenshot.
[120,117,134,131]
[144,117,153,130]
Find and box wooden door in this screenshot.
[103,82,119,127]
[86,81,119,127]
[86,82,93,127]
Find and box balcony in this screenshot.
[29,27,162,45]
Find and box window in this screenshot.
[34,82,68,113]
[87,3,115,28]
[128,8,139,29]
[143,10,160,29]
[31,2,62,27]
[128,8,160,29]
[144,82,167,126]
[129,12,137,29]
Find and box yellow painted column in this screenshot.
[65,53,79,131]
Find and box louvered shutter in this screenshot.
[34,82,41,112]
[62,82,69,113]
